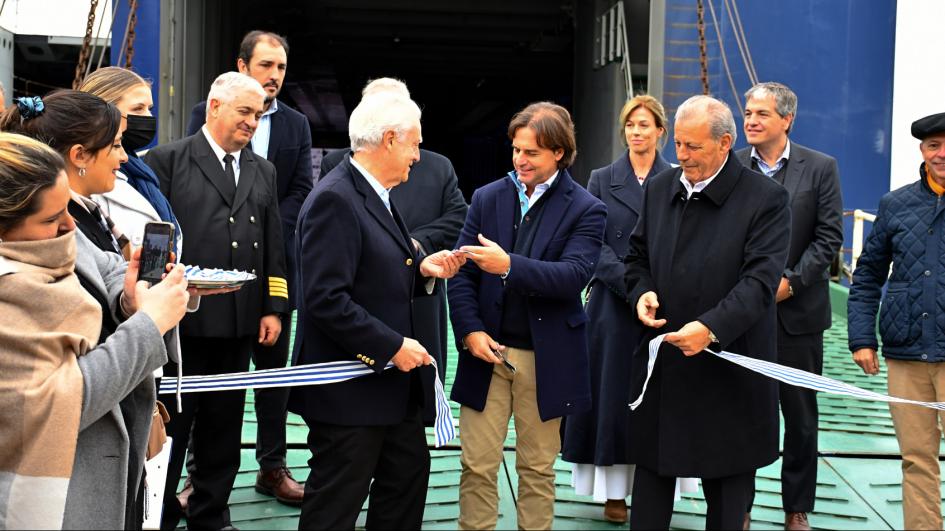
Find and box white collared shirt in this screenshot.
[349,155,392,213]
[750,139,791,177]
[679,154,729,198]
[512,170,559,219]
[202,126,242,185]
[250,99,279,160]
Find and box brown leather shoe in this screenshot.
[785,512,811,530]
[177,475,193,515]
[743,512,751,530]
[603,499,627,523]
[255,466,304,506]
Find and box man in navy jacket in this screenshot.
[184,30,312,505]
[449,102,605,530]
[291,92,463,529]
[848,111,945,531]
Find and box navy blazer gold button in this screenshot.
[405,258,413,266]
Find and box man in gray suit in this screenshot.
[737,82,843,531]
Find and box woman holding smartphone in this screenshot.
[0,132,189,529]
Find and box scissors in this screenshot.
[493,348,516,373]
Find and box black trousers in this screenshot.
[748,327,822,513]
[630,466,754,529]
[161,335,253,531]
[298,405,430,530]
[184,318,293,475]
[252,316,293,470]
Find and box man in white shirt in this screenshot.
[145,72,288,531]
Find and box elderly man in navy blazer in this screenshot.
[291,91,464,530]
[449,102,606,530]
[184,30,313,505]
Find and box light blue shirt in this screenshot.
[349,156,392,213]
[679,154,728,198]
[510,170,559,220]
[201,126,242,185]
[250,99,279,160]
[750,139,791,178]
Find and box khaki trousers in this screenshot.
[887,358,945,530]
[458,348,561,530]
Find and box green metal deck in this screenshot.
[180,284,940,529]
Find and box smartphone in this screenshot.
[139,221,175,285]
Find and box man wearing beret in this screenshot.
[848,111,945,530]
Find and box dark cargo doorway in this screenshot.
[189,0,576,196]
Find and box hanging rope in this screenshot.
[705,0,742,109]
[722,0,758,86]
[84,0,110,79]
[727,0,759,83]
[72,0,99,89]
[123,0,139,68]
[696,0,709,95]
[96,0,121,70]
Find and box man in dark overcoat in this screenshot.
[319,78,467,387]
[145,72,288,531]
[623,94,791,529]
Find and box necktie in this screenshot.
[223,153,237,186]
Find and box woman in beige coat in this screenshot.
[0,133,189,529]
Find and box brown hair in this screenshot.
[237,30,289,64]
[618,94,668,149]
[507,102,577,169]
[0,132,66,232]
[78,66,151,105]
[0,90,121,160]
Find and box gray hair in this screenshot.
[349,92,422,151]
[744,82,798,133]
[675,95,737,144]
[205,72,266,116]
[362,77,410,98]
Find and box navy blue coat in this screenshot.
[288,157,435,426]
[624,154,790,478]
[562,152,670,466]
[188,100,312,309]
[319,148,468,386]
[848,164,945,362]
[448,170,606,421]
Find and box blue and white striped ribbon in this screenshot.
[158,360,457,447]
[630,334,945,411]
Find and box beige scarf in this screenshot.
[0,231,102,529]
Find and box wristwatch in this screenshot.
[787,280,795,297]
[707,329,719,345]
